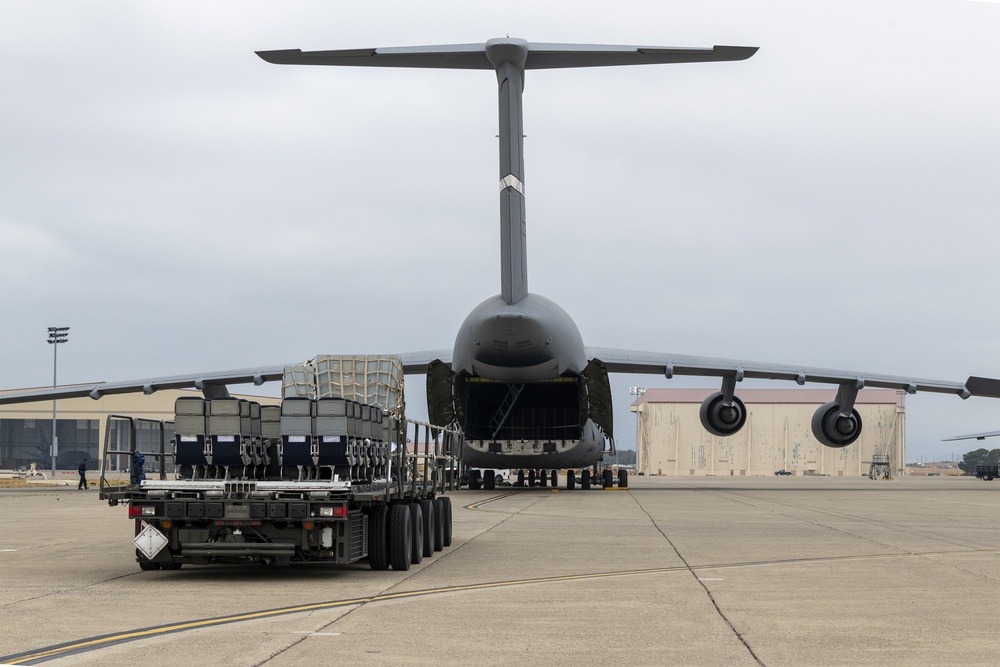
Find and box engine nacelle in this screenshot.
[699,392,747,437]
[811,401,863,448]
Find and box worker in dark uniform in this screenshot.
[78,458,88,490]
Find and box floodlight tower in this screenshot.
[47,326,69,475]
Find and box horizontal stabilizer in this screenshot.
[256,41,758,70]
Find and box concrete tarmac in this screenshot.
[2,475,999,666]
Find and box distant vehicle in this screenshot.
[774,469,793,476]
[975,465,998,481]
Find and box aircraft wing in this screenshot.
[0,364,293,406]
[585,346,1000,399]
[0,350,453,406]
[942,430,1000,442]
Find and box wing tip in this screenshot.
[966,376,1000,399]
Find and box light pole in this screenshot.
[47,326,69,475]
[630,387,646,473]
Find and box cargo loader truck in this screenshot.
[99,392,462,571]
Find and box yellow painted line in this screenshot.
[464,490,523,511]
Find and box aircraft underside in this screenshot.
[457,377,607,470]
[462,420,605,470]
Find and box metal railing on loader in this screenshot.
[387,418,463,503]
[98,414,172,500]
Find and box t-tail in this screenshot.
[257,39,757,305]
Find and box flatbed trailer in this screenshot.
[99,401,462,572]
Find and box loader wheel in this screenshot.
[409,502,424,564]
[432,498,444,552]
[388,504,412,571]
[420,499,435,557]
[440,496,453,547]
[368,505,389,570]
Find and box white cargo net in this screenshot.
[282,355,405,415]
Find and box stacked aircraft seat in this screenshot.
[371,406,385,478]
[315,397,351,479]
[242,401,268,477]
[174,397,210,479]
[280,397,317,480]
[207,398,252,478]
[260,405,282,479]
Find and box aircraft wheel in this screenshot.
[550,470,558,487]
[409,502,424,564]
[539,470,547,487]
[440,496,453,547]
[432,498,445,552]
[388,504,412,571]
[581,471,591,490]
[566,470,576,490]
[469,469,482,490]
[618,469,629,488]
[368,505,389,570]
[516,469,525,486]
[484,469,495,490]
[528,469,536,487]
[602,469,614,488]
[419,499,435,557]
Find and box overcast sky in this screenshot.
[1,0,997,462]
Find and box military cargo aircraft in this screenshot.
[3,38,998,488]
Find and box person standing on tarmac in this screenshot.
[78,458,88,490]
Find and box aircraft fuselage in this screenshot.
[449,293,605,470]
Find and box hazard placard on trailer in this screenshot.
[134,521,168,560]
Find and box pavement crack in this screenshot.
[627,490,766,667]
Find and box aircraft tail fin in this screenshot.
[258,39,757,306]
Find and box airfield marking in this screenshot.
[464,490,523,510]
[5,547,1000,665]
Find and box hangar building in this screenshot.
[0,385,278,472]
[630,388,906,477]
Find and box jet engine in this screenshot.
[699,391,747,437]
[811,401,862,448]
